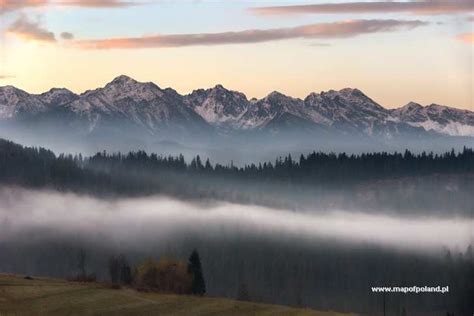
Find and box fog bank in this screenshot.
[0,186,472,253]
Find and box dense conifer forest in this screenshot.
[1,138,474,215]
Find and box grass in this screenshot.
[0,273,357,316]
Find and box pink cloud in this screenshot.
[0,0,48,13]
[52,0,136,7]
[74,19,427,49]
[250,1,474,16]
[0,0,136,13]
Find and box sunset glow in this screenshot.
[0,1,472,109]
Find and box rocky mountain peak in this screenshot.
[184,84,249,126]
[108,75,138,86]
[1,75,473,138]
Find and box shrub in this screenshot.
[134,258,192,294]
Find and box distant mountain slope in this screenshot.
[63,75,209,135]
[1,75,473,157]
[0,86,49,119]
[184,84,249,129]
[391,102,474,137]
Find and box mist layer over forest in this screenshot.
[0,186,473,315]
[2,138,474,217]
[1,138,474,314]
[0,187,472,253]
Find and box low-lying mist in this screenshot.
[0,186,471,254]
[2,186,473,313]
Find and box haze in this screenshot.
[0,186,471,254]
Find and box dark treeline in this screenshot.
[87,147,474,183]
[2,137,474,187]
[2,138,474,215]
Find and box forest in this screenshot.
[1,138,474,215]
[0,138,474,314]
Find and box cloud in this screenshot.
[74,19,427,49]
[0,0,48,13]
[249,1,474,16]
[7,14,56,42]
[52,0,136,7]
[0,0,136,13]
[60,31,74,40]
[457,32,474,43]
[308,42,331,47]
[0,74,15,79]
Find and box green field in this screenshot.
[0,274,356,316]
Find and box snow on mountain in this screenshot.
[304,88,390,135]
[38,88,78,107]
[64,75,208,133]
[184,84,249,128]
[1,76,473,140]
[237,91,309,129]
[237,87,395,136]
[391,102,474,137]
[0,86,48,119]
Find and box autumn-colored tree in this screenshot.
[135,257,192,294]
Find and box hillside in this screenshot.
[0,274,355,316]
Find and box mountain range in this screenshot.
[1,75,473,161]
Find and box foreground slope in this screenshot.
[0,274,355,316]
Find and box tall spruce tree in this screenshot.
[188,250,206,295]
[108,256,120,284]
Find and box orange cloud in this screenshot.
[457,32,474,43]
[52,0,136,7]
[250,1,474,16]
[0,0,47,13]
[7,15,56,42]
[0,0,136,12]
[74,19,427,49]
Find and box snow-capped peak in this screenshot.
[38,88,78,106]
[391,102,474,137]
[108,75,139,86]
[1,76,474,139]
[0,85,47,119]
[184,84,249,127]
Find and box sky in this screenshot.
[0,0,473,109]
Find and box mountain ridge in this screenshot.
[1,75,473,143]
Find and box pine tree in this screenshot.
[108,256,120,284]
[187,250,206,295]
[77,249,87,276]
[120,262,133,285]
[119,255,133,285]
